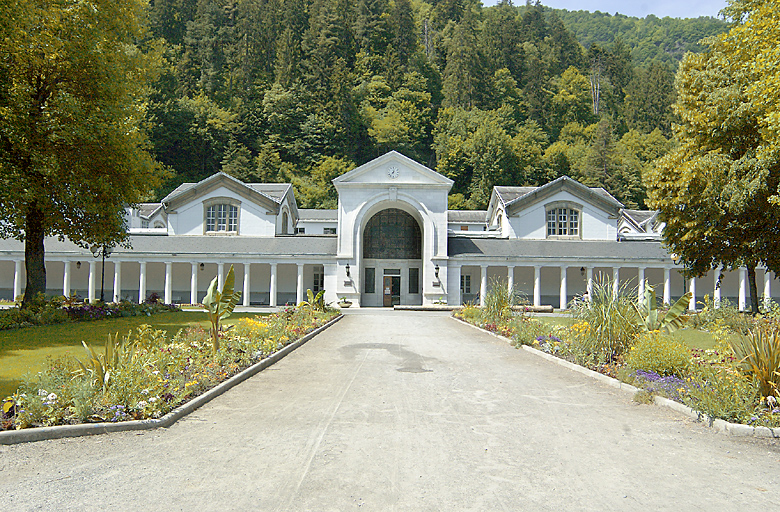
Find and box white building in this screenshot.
[0,151,774,310]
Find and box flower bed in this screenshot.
[0,294,179,331]
[454,284,780,429]
[0,307,339,431]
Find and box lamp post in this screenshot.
[91,244,113,302]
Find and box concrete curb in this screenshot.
[451,315,780,439]
[0,314,343,445]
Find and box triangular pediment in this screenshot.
[503,176,623,216]
[162,172,293,214]
[333,151,453,188]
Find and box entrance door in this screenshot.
[383,275,401,307]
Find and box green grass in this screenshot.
[535,314,722,351]
[0,311,265,400]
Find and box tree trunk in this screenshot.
[747,265,759,315]
[23,201,47,306]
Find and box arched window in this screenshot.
[281,212,289,234]
[546,202,581,238]
[204,199,239,233]
[363,208,421,259]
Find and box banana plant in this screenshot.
[74,332,131,391]
[298,289,326,312]
[634,280,692,333]
[203,264,242,354]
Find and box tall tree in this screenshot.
[646,0,780,313]
[0,0,166,304]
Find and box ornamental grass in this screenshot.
[0,307,338,430]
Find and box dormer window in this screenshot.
[546,202,581,238]
[204,199,239,234]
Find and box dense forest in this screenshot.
[146,0,727,209]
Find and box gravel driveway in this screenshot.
[1,310,779,511]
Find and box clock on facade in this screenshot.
[387,166,399,179]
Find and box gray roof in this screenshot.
[494,186,537,204]
[137,203,162,219]
[298,209,338,221]
[246,183,292,202]
[448,210,487,223]
[623,210,658,228]
[0,236,337,258]
[448,237,671,263]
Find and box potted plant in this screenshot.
[338,297,352,308]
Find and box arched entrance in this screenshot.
[361,208,423,307]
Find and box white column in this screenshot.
[63,261,71,297]
[88,261,96,303]
[663,268,671,305]
[190,263,198,305]
[612,267,620,298]
[479,265,488,306]
[638,267,646,300]
[113,261,122,303]
[13,260,23,300]
[713,268,721,308]
[139,262,147,304]
[586,266,593,300]
[533,266,541,307]
[269,263,278,307]
[243,263,251,307]
[164,262,173,304]
[507,266,515,298]
[218,263,225,290]
[739,267,747,312]
[689,277,697,311]
[296,264,304,304]
[450,265,462,306]
[764,270,772,310]
[559,266,568,310]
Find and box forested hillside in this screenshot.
[147,0,726,209]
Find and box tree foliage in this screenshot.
[0,0,166,303]
[646,0,780,314]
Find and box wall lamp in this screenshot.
[200,263,205,271]
[434,264,440,279]
[76,261,81,269]
[345,264,351,278]
[580,267,586,277]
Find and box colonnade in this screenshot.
[448,263,774,311]
[8,259,317,306]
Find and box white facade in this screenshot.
[0,151,774,310]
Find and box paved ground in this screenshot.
[1,310,779,511]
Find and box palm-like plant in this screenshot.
[202,264,242,354]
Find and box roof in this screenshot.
[448,237,671,263]
[246,183,293,202]
[493,187,538,204]
[137,203,162,219]
[0,236,337,258]
[622,210,658,230]
[448,210,488,223]
[297,209,338,221]
[493,177,624,215]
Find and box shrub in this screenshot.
[684,365,759,423]
[510,316,551,347]
[569,277,640,361]
[455,303,481,324]
[625,331,691,377]
[481,277,516,326]
[691,296,752,335]
[729,318,780,398]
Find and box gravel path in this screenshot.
[1,310,779,511]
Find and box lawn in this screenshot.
[534,314,721,350]
[0,311,265,400]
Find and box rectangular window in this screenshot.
[295,227,306,234]
[557,209,568,235]
[384,268,401,275]
[313,266,324,292]
[569,210,579,236]
[460,225,469,231]
[547,209,556,236]
[460,274,471,294]
[409,268,419,294]
[324,227,336,235]
[364,267,375,294]
[141,220,149,228]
